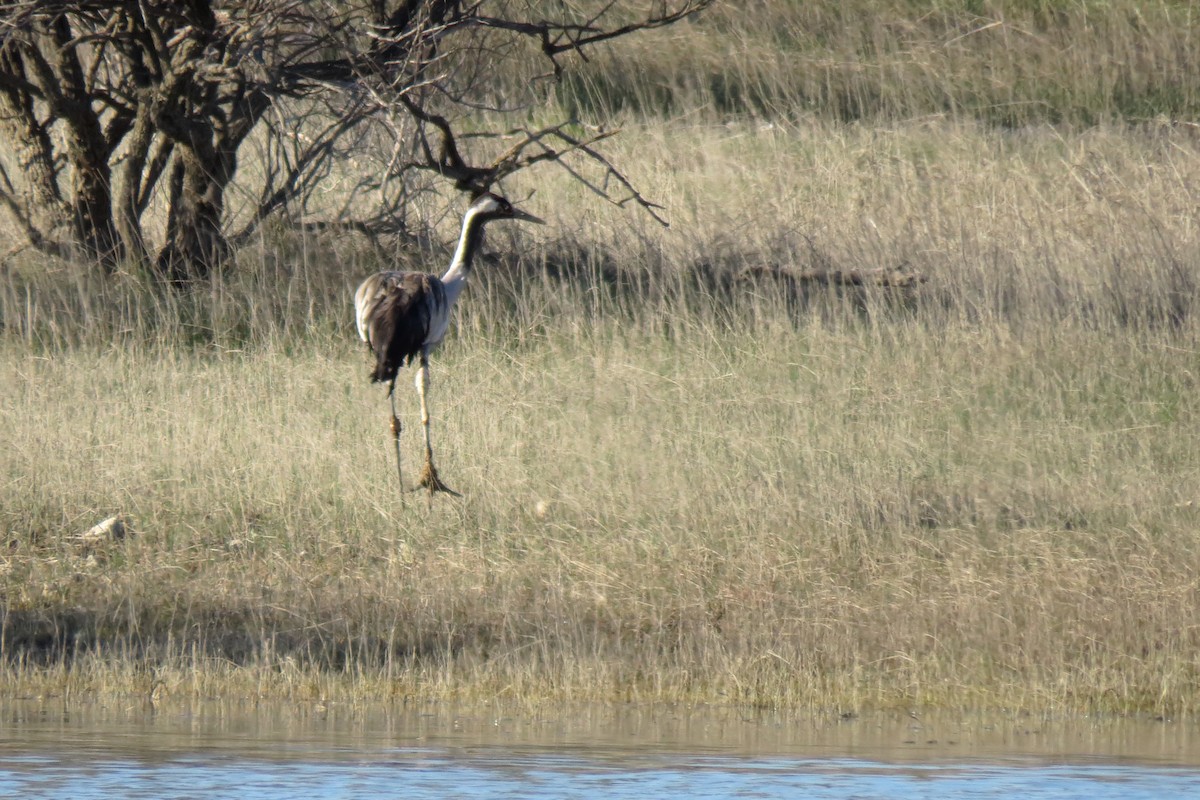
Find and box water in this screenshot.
[2,701,1198,798]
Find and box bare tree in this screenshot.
[0,0,710,282]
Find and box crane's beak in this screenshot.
[511,207,545,225]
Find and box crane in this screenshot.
[354,192,544,497]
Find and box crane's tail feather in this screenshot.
[370,362,397,384]
[371,349,413,385]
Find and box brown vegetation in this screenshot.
[1,1,1199,714]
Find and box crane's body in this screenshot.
[354,192,543,496]
[354,270,448,382]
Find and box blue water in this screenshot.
[2,704,1198,799]
[4,749,1199,799]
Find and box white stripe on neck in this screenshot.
[440,206,485,306]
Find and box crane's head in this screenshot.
[469,192,545,225]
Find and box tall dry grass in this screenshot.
[3,309,1198,711]
[2,2,1200,713]
[554,1,1200,126]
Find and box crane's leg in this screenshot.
[414,352,461,496]
[388,379,405,505]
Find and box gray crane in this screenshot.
[354,192,544,497]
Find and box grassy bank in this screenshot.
[3,2,1200,713]
[2,312,1199,712]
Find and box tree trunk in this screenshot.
[155,143,235,284]
[0,48,69,255]
[114,98,158,268]
[46,15,123,270]
[69,153,123,270]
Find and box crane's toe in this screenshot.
[417,462,462,497]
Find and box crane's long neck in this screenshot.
[439,208,486,307]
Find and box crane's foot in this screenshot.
[416,461,462,497]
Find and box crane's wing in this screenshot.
[356,272,446,384]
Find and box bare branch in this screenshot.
[397,92,493,191]
[0,0,711,278]
[544,126,670,227]
[475,1,713,57]
[230,99,373,246]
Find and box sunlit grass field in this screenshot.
[2,1,1200,713]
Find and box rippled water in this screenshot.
[2,701,1198,798]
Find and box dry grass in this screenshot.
[554,0,1200,126]
[2,2,1200,714]
[3,306,1198,712]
